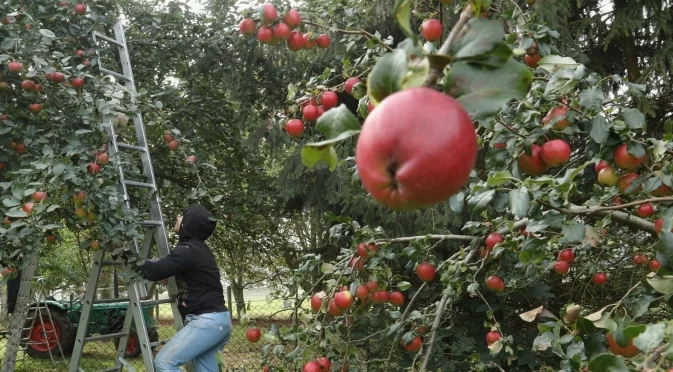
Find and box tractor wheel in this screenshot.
[116,330,142,358]
[23,309,75,358]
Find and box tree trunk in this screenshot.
[229,273,245,321]
[612,0,641,82]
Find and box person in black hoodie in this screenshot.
[141,204,231,372]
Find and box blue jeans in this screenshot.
[155,311,232,372]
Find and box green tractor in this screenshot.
[22,293,159,359]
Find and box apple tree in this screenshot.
[234,0,673,370]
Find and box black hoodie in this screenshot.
[141,204,227,315]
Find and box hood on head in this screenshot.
[178,204,217,242]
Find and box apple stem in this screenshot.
[424,6,473,87]
[302,20,394,52]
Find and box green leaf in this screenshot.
[393,0,414,38]
[579,87,603,110]
[533,332,557,351]
[587,354,628,372]
[632,295,655,319]
[52,160,66,176]
[561,222,585,244]
[487,170,514,187]
[367,49,407,105]
[622,108,646,130]
[646,275,673,295]
[451,19,511,67]
[445,59,532,120]
[5,210,28,218]
[315,105,361,139]
[449,192,464,213]
[402,57,430,90]
[466,190,495,213]
[2,198,20,207]
[387,322,403,337]
[519,239,546,264]
[583,333,608,359]
[590,115,610,144]
[39,29,56,38]
[509,187,530,218]
[320,263,336,274]
[537,55,580,73]
[351,82,367,100]
[396,281,411,291]
[301,145,338,171]
[656,231,673,268]
[633,323,664,352]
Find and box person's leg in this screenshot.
[191,312,232,372]
[154,313,230,372]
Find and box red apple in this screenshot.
[651,183,673,197]
[168,140,179,151]
[3,217,11,225]
[164,131,175,143]
[71,77,85,88]
[310,294,323,312]
[524,53,541,68]
[239,18,256,36]
[257,26,273,43]
[73,191,86,205]
[58,1,70,6]
[542,106,571,130]
[32,191,47,202]
[287,31,305,51]
[245,327,261,343]
[518,144,548,176]
[486,331,501,346]
[614,144,646,171]
[303,33,316,49]
[592,272,607,286]
[273,23,291,40]
[485,275,505,292]
[485,233,504,250]
[540,139,571,167]
[403,336,422,352]
[389,291,404,306]
[598,167,619,186]
[344,77,360,95]
[22,202,35,216]
[594,160,609,173]
[634,255,647,266]
[303,105,320,121]
[321,91,338,109]
[303,361,322,372]
[283,9,301,28]
[559,249,575,263]
[328,300,345,316]
[34,84,43,92]
[649,259,661,272]
[316,357,330,372]
[87,162,101,174]
[356,242,377,258]
[74,207,87,218]
[29,103,44,113]
[416,262,436,282]
[421,19,442,41]
[21,80,36,91]
[15,143,26,153]
[356,88,476,209]
[334,290,354,309]
[655,218,665,234]
[285,119,304,138]
[618,172,640,194]
[75,49,85,57]
[637,203,654,218]
[355,285,369,301]
[185,155,197,165]
[366,281,378,292]
[316,34,331,48]
[90,240,100,251]
[554,260,570,275]
[96,152,109,165]
[372,290,389,304]
[50,72,65,83]
[46,234,57,244]
[348,256,364,270]
[261,3,278,24]
[8,61,23,73]
[74,3,86,14]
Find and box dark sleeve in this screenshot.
[141,245,194,281]
[7,270,21,314]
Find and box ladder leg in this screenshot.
[2,252,39,372]
[69,248,106,372]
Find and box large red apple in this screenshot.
[29,104,44,113]
[8,61,23,73]
[486,331,501,345]
[168,140,179,151]
[22,202,36,216]
[614,144,646,170]
[334,290,353,309]
[257,26,273,43]
[344,77,360,95]
[316,357,330,372]
[310,294,323,312]
[540,139,571,167]
[245,327,261,343]
[239,18,256,36]
[485,233,504,249]
[71,77,85,88]
[283,9,301,28]
[403,336,423,352]
[328,300,345,316]
[597,167,619,186]
[21,80,36,91]
[32,191,47,202]
[273,23,291,40]
[542,106,571,130]
[649,259,661,272]
[355,285,369,301]
[303,33,316,49]
[50,72,65,83]
[96,152,109,165]
[554,260,570,275]
[75,49,85,57]
[594,160,609,173]
[15,143,27,153]
[87,162,101,174]
[321,91,338,109]
[416,262,436,282]
[348,256,364,270]
[518,144,547,176]
[74,3,86,14]
[389,291,404,306]
[355,88,476,209]
[260,3,278,24]
[372,290,389,304]
[286,119,304,138]
[524,53,541,68]
[366,281,378,292]
[559,249,575,262]
[485,275,505,292]
[316,34,331,48]
[303,105,320,121]
[618,172,640,194]
[421,19,442,41]
[303,361,322,372]
[592,272,607,286]
[637,203,654,218]
[356,242,377,258]
[287,31,305,51]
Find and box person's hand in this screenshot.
[161,279,169,285]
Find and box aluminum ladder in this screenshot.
[67,20,191,372]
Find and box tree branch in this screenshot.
[424,7,473,87]
[538,201,656,234]
[303,21,394,52]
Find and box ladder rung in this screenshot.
[96,368,120,372]
[139,220,162,227]
[141,298,175,306]
[94,297,129,304]
[85,332,127,343]
[124,180,155,189]
[100,67,131,82]
[117,143,147,152]
[93,32,125,48]
[149,340,168,348]
[118,357,137,371]
[102,260,124,266]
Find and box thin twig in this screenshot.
[376,234,475,245]
[609,280,642,315]
[495,117,526,138]
[303,21,394,52]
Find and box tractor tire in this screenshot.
[23,308,75,359]
[115,330,142,358]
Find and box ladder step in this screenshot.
[96,367,121,372]
[141,298,175,306]
[139,220,162,227]
[85,332,127,343]
[117,143,147,152]
[123,180,155,189]
[93,32,125,48]
[100,67,131,82]
[94,297,129,304]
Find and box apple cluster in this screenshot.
[238,4,331,52]
[517,105,573,176]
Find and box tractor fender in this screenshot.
[30,300,67,312]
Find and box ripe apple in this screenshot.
[185,155,197,165]
[257,26,273,43]
[316,106,326,118]
[283,9,301,28]
[416,262,436,282]
[486,331,501,346]
[71,77,85,88]
[559,249,575,263]
[316,34,331,48]
[287,31,305,51]
[75,49,85,57]
[606,333,641,358]
[46,234,57,244]
[310,294,323,312]
[168,140,179,151]
[554,260,570,275]
[334,290,354,309]
[356,88,476,209]
[273,23,291,40]
[614,144,646,170]
[21,80,36,91]
[540,139,571,167]
[597,167,619,187]
[485,233,504,249]
[542,105,571,130]
[618,172,640,194]
[96,152,109,165]
[73,191,86,205]
[649,259,661,272]
[633,254,648,266]
[260,3,278,24]
[245,327,261,343]
[239,18,256,36]
[303,361,322,372]
[59,1,70,6]
[75,207,87,218]
[303,33,316,49]
[421,19,442,41]
[22,202,35,216]
[3,217,10,225]
[592,272,607,286]
[29,104,44,113]
[50,72,65,83]
[87,162,101,174]
[163,131,175,143]
[348,256,364,270]
[368,100,375,112]
[321,91,338,109]
[74,3,87,14]
[34,84,43,92]
[355,285,369,301]
[356,242,377,258]
[366,281,378,292]
[32,191,47,202]
[263,366,269,372]
[285,119,304,138]
[485,275,505,292]
[328,300,345,316]
[372,290,389,304]
[345,77,360,95]
[637,203,654,218]
[518,144,548,176]
[90,240,101,251]
[316,357,330,372]
[86,211,97,223]
[594,160,609,173]
[403,336,422,352]
[8,61,23,73]
[15,143,27,153]
[389,291,404,306]
[651,183,673,196]
[524,53,541,68]
[303,105,320,121]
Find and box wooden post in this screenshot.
[226,287,233,317]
